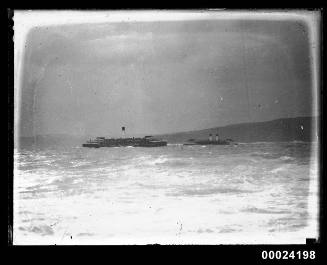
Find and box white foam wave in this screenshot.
[270,164,291,173]
[145,156,169,165]
[279,156,294,161]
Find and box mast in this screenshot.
[122,126,125,138]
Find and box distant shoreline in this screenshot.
[155,116,318,143]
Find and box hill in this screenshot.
[155,116,318,143]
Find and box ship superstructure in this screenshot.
[82,128,167,148]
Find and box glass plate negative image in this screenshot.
[13,10,320,245]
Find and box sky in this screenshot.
[17,13,318,137]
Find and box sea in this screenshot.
[13,141,319,244]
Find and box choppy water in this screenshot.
[13,142,319,244]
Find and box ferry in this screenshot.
[82,128,167,148]
[183,133,234,146]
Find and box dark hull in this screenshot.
[82,143,100,148]
[136,142,167,147]
[99,143,167,147]
[83,137,167,148]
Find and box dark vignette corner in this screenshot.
[8,7,14,246]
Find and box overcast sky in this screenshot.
[18,15,316,137]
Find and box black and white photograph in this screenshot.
[13,10,320,245]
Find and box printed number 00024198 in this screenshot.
[261,250,315,260]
